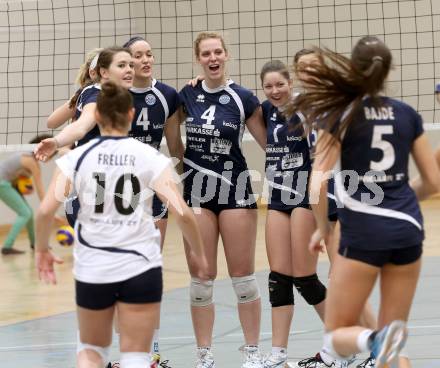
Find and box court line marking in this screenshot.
[1,324,440,351]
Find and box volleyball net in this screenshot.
[1,0,440,148]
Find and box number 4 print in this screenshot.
[201,105,216,129]
[136,107,150,131]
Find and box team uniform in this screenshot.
[64,84,102,226]
[179,80,259,213]
[75,84,101,147]
[335,97,424,266]
[56,136,171,309]
[129,79,181,219]
[262,100,312,212]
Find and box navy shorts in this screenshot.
[268,203,310,215]
[76,267,163,310]
[184,192,258,215]
[183,174,257,215]
[152,193,168,220]
[338,244,422,267]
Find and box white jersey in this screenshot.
[56,136,172,283]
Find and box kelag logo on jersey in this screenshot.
[145,94,156,106]
[219,94,230,104]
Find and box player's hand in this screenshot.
[309,228,326,254]
[36,249,64,285]
[187,75,204,87]
[34,138,57,162]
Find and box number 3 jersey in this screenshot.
[336,96,424,250]
[56,136,172,284]
[179,80,260,204]
[129,79,181,149]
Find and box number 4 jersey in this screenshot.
[179,80,259,204]
[56,136,172,284]
[129,79,181,149]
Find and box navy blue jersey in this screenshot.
[129,79,181,150]
[75,84,101,147]
[263,100,312,210]
[180,80,259,204]
[336,96,424,250]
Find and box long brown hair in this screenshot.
[286,36,392,144]
[96,81,133,131]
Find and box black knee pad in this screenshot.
[268,271,294,307]
[292,273,326,305]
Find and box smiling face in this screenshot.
[262,71,292,108]
[196,37,228,86]
[100,51,134,89]
[130,40,154,83]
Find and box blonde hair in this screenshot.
[75,47,103,86]
[194,31,227,58]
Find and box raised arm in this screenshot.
[164,107,185,174]
[47,101,75,129]
[35,103,97,161]
[245,106,266,150]
[410,133,440,200]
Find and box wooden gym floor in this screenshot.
[0,201,439,367]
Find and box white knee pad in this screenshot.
[76,336,110,365]
[190,278,214,307]
[120,352,151,368]
[232,274,260,304]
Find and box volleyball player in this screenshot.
[258,60,327,368]
[34,46,134,227]
[122,35,184,367]
[289,36,440,368]
[175,31,266,368]
[35,81,208,368]
[287,49,376,368]
[34,46,134,162]
[123,36,183,245]
[0,135,55,255]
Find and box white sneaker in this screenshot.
[195,347,215,368]
[240,345,264,368]
[263,352,288,368]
